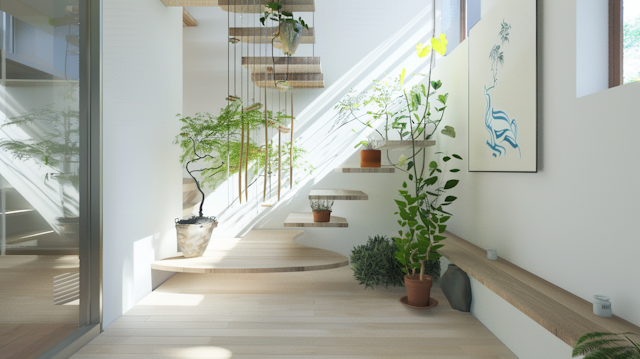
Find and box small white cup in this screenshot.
[487,248,498,260]
[593,295,612,317]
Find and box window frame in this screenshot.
[609,0,623,87]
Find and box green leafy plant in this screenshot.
[392,36,463,281]
[309,199,333,212]
[355,139,376,150]
[350,235,405,289]
[0,100,79,218]
[351,235,440,290]
[573,332,640,359]
[260,1,309,33]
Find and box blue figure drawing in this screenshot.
[484,20,521,158]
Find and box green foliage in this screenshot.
[176,100,309,191]
[351,235,444,290]
[350,235,405,289]
[260,1,308,32]
[0,103,79,189]
[309,199,333,212]
[573,332,640,359]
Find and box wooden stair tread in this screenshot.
[229,27,315,44]
[219,0,315,13]
[374,140,436,151]
[251,73,324,88]
[440,231,640,347]
[308,189,368,201]
[283,213,348,228]
[151,230,348,273]
[334,167,396,173]
[243,57,322,74]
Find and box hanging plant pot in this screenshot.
[312,210,331,223]
[403,274,437,308]
[360,149,381,168]
[278,126,291,133]
[273,22,302,56]
[176,221,217,258]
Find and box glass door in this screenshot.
[0,1,99,357]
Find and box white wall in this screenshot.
[446,0,640,329]
[102,1,183,328]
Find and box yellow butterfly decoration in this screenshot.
[431,33,448,56]
[416,43,432,58]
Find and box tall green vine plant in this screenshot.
[392,33,463,281]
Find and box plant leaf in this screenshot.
[442,126,456,138]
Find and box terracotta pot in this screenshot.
[176,221,217,258]
[404,273,433,307]
[360,150,381,168]
[312,211,331,223]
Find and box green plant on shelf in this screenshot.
[260,1,309,33]
[573,332,640,359]
[309,199,333,212]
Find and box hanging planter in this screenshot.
[274,22,302,56]
[261,1,308,57]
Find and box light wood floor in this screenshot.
[0,255,80,358]
[73,266,517,358]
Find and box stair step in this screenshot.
[373,140,436,151]
[5,230,57,245]
[309,190,368,201]
[1,209,35,216]
[229,27,315,44]
[219,0,315,13]
[334,167,396,173]
[284,212,348,228]
[242,57,322,74]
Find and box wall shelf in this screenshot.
[374,140,436,150]
[440,232,640,347]
[309,189,368,201]
[284,213,348,228]
[334,167,395,173]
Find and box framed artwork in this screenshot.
[468,0,537,172]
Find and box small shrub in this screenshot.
[351,235,440,289]
[310,199,333,212]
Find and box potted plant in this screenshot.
[310,199,333,223]
[573,332,640,358]
[357,139,381,168]
[391,34,463,308]
[175,134,221,258]
[260,1,309,56]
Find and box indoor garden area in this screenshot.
[1,1,640,359]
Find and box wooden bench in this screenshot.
[440,231,640,347]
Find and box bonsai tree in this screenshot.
[573,332,640,359]
[177,134,221,225]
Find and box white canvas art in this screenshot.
[468,0,537,172]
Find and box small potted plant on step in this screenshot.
[357,139,381,168]
[310,199,333,223]
[175,134,222,258]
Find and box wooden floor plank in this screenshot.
[74,266,516,358]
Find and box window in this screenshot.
[610,0,640,87]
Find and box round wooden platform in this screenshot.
[150,230,349,273]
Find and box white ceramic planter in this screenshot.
[273,22,302,55]
[593,295,612,317]
[176,221,217,258]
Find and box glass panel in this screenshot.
[624,1,640,84]
[0,1,82,357]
